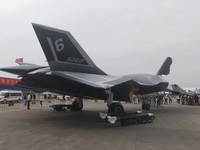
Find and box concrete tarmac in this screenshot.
[0,102,200,150]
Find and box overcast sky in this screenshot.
[0,0,200,88]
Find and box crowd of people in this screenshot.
[133,93,199,107]
[179,94,199,105]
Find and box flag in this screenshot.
[15,58,23,63]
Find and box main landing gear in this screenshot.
[106,88,124,113]
[50,98,83,111]
[142,103,151,110]
[108,102,124,113]
[70,99,83,111]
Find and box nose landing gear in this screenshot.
[108,102,124,113]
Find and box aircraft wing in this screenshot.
[52,71,167,90]
[52,71,118,89]
[52,71,168,101]
[0,64,47,76]
[166,84,187,95]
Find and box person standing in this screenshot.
[194,94,199,105]
[27,93,31,110]
[40,95,44,107]
[24,94,27,106]
[169,94,173,104]
[157,95,162,107]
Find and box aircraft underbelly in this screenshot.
[18,72,169,101]
[134,82,168,95]
[112,81,168,101]
[25,74,107,99]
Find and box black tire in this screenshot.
[54,105,63,111]
[71,100,83,111]
[142,104,146,110]
[146,104,151,110]
[18,99,21,103]
[108,102,124,113]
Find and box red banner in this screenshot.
[0,77,21,86]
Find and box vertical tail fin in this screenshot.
[32,23,106,75]
[156,57,172,75]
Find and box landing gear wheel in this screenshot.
[108,102,124,113]
[71,100,83,111]
[146,104,150,110]
[142,104,146,110]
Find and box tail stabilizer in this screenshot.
[0,64,46,76]
[17,62,37,66]
[32,23,106,75]
[156,57,172,75]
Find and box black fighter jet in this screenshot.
[0,23,172,112]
